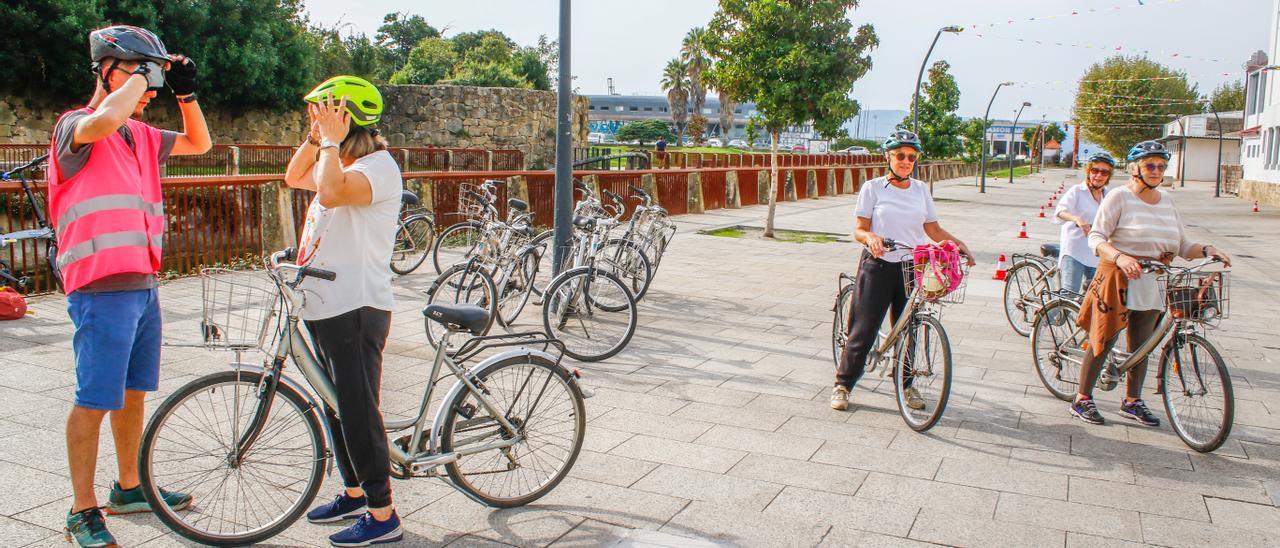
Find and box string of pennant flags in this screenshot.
[1070,91,1206,103]
[964,0,1191,30]
[958,30,1229,65]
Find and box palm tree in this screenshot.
[681,27,710,143]
[661,58,690,145]
[717,88,735,143]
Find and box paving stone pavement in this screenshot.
[2,168,1279,547]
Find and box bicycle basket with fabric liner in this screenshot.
[1162,270,1229,327]
[199,268,279,349]
[904,242,968,303]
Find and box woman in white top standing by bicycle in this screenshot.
[832,130,975,411]
[1053,151,1115,294]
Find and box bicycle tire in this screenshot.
[433,221,484,274]
[440,353,586,507]
[426,263,498,349]
[496,248,539,327]
[529,231,563,299]
[1160,334,1234,453]
[831,284,857,369]
[1030,299,1084,402]
[894,314,952,432]
[598,238,653,306]
[139,370,326,546]
[390,215,436,275]
[542,266,637,362]
[1003,261,1047,337]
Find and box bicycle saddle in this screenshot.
[572,215,597,230]
[1040,243,1060,258]
[508,198,528,211]
[423,303,490,336]
[401,191,420,206]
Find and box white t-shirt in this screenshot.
[854,176,939,263]
[296,150,403,320]
[1053,182,1107,268]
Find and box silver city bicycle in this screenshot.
[831,239,968,431]
[1030,258,1233,452]
[138,249,586,546]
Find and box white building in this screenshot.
[1240,0,1280,205]
[1160,112,1242,182]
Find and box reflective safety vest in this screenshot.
[48,108,165,294]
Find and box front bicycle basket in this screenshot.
[903,260,970,305]
[457,182,487,221]
[1162,270,1229,328]
[200,268,279,350]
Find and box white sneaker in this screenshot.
[903,387,926,410]
[830,386,850,411]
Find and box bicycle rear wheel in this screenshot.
[1031,300,1085,401]
[440,353,586,507]
[542,266,637,362]
[894,314,952,432]
[496,249,539,327]
[1160,334,1234,452]
[433,221,483,274]
[139,370,325,546]
[1003,261,1046,337]
[831,284,856,369]
[598,238,653,307]
[426,263,498,350]
[391,215,436,275]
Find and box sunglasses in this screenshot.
[892,152,918,162]
[1142,163,1169,172]
[1089,167,1112,176]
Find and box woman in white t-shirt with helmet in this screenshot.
[283,75,405,547]
[832,130,975,411]
[1053,151,1115,294]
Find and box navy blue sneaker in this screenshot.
[307,493,368,524]
[329,511,403,547]
[1120,399,1161,427]
[1070,397,1105,425]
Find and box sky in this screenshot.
[303,0,1271,122]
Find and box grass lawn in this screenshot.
[985,166,1032,178]
[704,225,842,243]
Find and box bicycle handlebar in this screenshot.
[269,248,336,282]
[1,153,49,181]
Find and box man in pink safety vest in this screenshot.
[48,25,211,547]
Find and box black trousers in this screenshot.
[1078,309,1163,400]
[836,251,909,389]
[305,306,394,508]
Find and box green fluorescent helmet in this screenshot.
[304,75,383,127]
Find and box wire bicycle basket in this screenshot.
[199,268,279,350]
[902,260,970,305]
[456,182,488,221]
[1162,270,1229,328]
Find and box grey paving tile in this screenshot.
[886,432,1014,461]
[582,387,690,416]
[907,507,1066,548]
[662,500,828,548]
[995,492,1143,542]
[818,527,937,548]
[727,453,867,496]
[1069,434,1194,471]
[856,472,999,518]
[1204,497,1280,532]
[405,491,584,548]
[810,440,942,480]
[745,392,849,421]
[644,381,754,407]
[1064,532,1154,548]
[718,377,826,400]
[609,435,747,474]
[1068,477,1210,522]
[1131,463,1271,504]
[546,519,632,547]
[935,457,1069,499]
[631,464,783,512]
[568,450,659,488]
[777,416,898,449]
[590,408,714,443]
[693,424,824,461]
[763,486,918,538]
[1139,513,1280,548]
[581,426,635,454]
[535,477,688,530]
[671,401,791,432]
[954,419,1072,453]
[0,516,56,547]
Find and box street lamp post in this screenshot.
[979,81,1013,193]
[1009,101,1031,185]
[552,0,573,275]
[911,25,962,183]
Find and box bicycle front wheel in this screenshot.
[598,238,653,307]
[1160,334,1234,453]
[496,249,539,327]
[440,353,586,507]
[139,370,326,546]
[894,314,952,432]
[542,267,637,362]
[1031,299,1085,401]
[391,215,436,275]
[433,221,483,274]
[1003,261,1046,337]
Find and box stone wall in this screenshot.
[1,85,588,168]
[1239,179,1280,207]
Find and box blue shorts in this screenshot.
[67,288,162,410]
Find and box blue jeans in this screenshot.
[1059,255,1097,295]
[67,288,162,410]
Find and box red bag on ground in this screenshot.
[0,287,27,320]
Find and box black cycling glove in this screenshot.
[167,56,198,96]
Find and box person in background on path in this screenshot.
[284,76,404,547]
[655,137,668,168]
[1053,151,1115,294]
[1070,140,1232,427]
[50,25,211,547]
[831,130,975,412]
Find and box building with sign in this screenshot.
[585,95,817,147]
[983,119,1043,157]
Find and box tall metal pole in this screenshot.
[979,81,1011,193]
[1208,101,1223,197]
[911,26,961,181]
[1010,102,1029,185]
[551,0,573,275]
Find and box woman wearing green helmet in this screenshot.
[284,75,405,547]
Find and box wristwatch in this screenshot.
[1202,244,1212,257]
[318,138,340,151]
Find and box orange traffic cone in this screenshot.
[993,254,1009,281]
[1039,206,1046,218]
[1254,201,1260,213]
[1018,221,1029,239]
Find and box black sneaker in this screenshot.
[1070,397,1105,425]
[1120,399,1161,427]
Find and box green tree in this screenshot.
[375,12,439,74]
[389,36,457,85]
[900,60,962,159]
[615,119,674,145]
[510,48,551,91]
[1073,56,1201,157]
[1209,80,1245,112]
[687,115,707,145]
[961,118,990,162]
[682,27,711,124]
[705,0,878,236]
[1021,122,1066,160]
[446,33,529,88]
[661,58,690,144]
[744,114,762,147]
[452,30,517,61]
